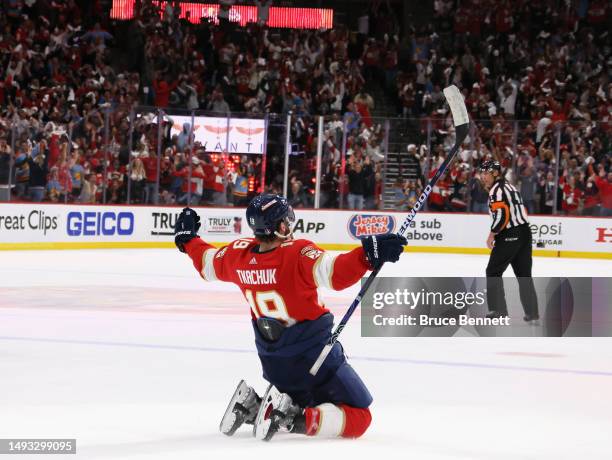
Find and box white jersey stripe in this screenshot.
[313,252,336,289]
[201,248,218,281]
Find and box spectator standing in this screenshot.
[343,103,361,134]
[362,156,376,209]
[0,138,13,201]
[106,174,126,204]
[288,180,309,208]
[538,171,556,215]
[14,146,30,200]
[582,173,600,216]
[498,80,518,118]
[70,154,85,200]
[449,167,469,212]
[594,170,612,217]
[81,23,114,45]
[536,111,553,145]
[428,168,450,211]
[79,174,98,203]
[208,90,231,115]
[354,91,374,128]
[392,177,408,210]
[232,165,250,206]
[27,150,48,202]
[347,160,366,210]
[518,163,538,215]
[153,74,178,108]
[172,156,204,205]
[561,176,582,215]
[141,152,158,204]
[469,173,489,213]
[211,159,227,206]
[46,167,63,202]
[130,157,147,203]
[201,156,216,204]
[176,124,192,151]
[57,159,73,203]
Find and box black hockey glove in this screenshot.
[361,233,407,270]
[174,207,201,253]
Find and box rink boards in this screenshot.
[0,203,610,259]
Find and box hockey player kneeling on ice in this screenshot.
[174,195,406,441]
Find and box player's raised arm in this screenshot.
[174,207,233,282]
[300,234,407,291]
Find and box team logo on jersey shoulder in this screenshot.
[300,245,323,260]
[215,247,228,259]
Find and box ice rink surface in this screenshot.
[1,249,611,460]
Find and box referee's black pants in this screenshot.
[486,224,539,317]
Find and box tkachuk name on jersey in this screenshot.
[237,269,277,285]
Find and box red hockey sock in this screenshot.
[338,404,371,438]
[303,404,371,438]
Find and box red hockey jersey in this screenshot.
[184,237,371,325]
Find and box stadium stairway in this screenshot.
[369,84,422,210]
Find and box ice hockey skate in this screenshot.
[219,380,261,436]
[253,385,302,441]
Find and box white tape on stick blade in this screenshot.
[443,85,469,127]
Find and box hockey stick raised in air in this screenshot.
[309,85,470,376]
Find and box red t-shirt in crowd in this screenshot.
[595,176,612,210]
[141,156,158,182]
[561,184,582,212]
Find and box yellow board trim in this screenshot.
[0,241,609,260]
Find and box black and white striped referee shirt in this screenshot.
[488,179,529,233]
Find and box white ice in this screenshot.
[0,250,611,460]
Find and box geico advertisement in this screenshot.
[0,204,139,242]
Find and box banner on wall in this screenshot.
[0,204,610,257]
[169,115,265,154]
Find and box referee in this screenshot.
[479,160,539,322]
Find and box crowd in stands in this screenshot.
[0,0,610,216]
[389,0,610,216]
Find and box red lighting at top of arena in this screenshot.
[111,1,334,29]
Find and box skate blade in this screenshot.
[219,380,250,436]
[253,384,277,441]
